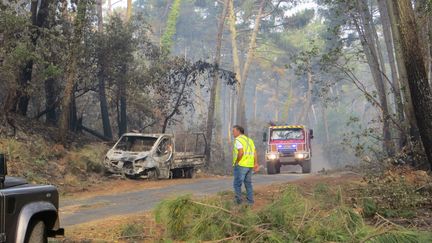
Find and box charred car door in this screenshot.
[154,136,173,166]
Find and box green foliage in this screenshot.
[154,184,431,242]
[121,222,144,239]
[161,0,182,51]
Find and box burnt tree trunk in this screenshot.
[97,0,113,139]
[59,0,88,143]
[392,0,432,169]
[44,78,57,125]
[14,0,52,115]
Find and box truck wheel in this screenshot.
[267,162,276,175]
[302,160,311,174]
[25,220,47,243]
[276,161,281,174]
[185,168,196,179]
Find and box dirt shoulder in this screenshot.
[61,173,226,200]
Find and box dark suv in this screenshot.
[0,154,64,243]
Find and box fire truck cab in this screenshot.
[264,125,313,174]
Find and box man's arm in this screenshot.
[254,150,259,172]
[236,148,244,165]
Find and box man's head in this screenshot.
[233,125,244,138]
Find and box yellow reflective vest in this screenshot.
[232,135,255,168]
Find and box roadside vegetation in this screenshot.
[154,169,432,243]
[0,117,108,192]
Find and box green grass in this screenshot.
[120,223,144,239]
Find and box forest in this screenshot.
[2,0,432,241]
[2,0,432,172]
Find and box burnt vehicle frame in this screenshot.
[104,132,207,179]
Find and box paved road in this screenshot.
[61,172,309,226]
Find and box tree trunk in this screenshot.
[59,0,88,143]
[69,90,78,131]
[96,0,113,139]
[126,0,132,22]
[297,62,313,124]
[118,94,127,136]
[386,0,420,140]
[8,0,52,116]
[322,103,330,143]
[414,0,430,82]
[205,0,229,165]
[377,0,406,148]
[235,0,266,130]
[227,0,242,94]
[392,0,432,169]
[274,75,280,121]
[44,78,57,125]
[355,0,394,156]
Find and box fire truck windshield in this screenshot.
[270,128,304,140]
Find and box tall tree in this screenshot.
[5,0,52,116]
[161,0,182,51]
[391,0,432,168]
[385,0,419,140]
[205,0,229,165]
[59,0,89,142]
[97,0,113,139]
[237,0,266,130]
[377,0,406,148]
[354,0,394,155]
[228,0,266,131]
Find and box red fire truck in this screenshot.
[264,125,314,174]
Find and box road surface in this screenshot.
[61,172,310,226]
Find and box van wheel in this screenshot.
[302,160,311,174]
[267,162,276,175]
[25,220,47,243]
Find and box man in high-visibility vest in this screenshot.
[232,125,259,205]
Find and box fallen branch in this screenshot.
[191,200,232,214]
[204,235,241,243]
[360,229,394,243]
[375,212,402,228]
[118,234,146,239]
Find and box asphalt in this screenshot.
[60,172,309,226]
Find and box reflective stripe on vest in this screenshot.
[232,135,255,168]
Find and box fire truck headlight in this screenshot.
[295,152,307,160]
[267,153,278,160]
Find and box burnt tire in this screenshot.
[302,160,311,174]
[267,162,276,175]
[25,220,47,243]
[185,168,196,179]
[147,169,159,180]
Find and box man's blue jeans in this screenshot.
[233,165,254,205]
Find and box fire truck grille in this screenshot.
[278,148,296,156]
